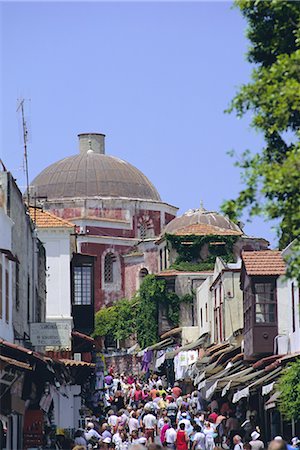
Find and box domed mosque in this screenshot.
[30,133,178,327]
[30,132,268,344]
[31,133,161,202]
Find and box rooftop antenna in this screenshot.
[17,98,30,204]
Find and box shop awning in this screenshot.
[148,338,174,351]
[0,355,32,371]
[72,331,95,343]
[165,334,208,360]
[160,327,182,340]
[264,391,281,410]
[232,367,282,403]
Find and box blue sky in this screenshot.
[0,1,278,245]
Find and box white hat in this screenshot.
[274,436,283,441]
[251,432,260,441]
[292,438,300,445]
[87,422,94,429]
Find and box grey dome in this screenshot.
[163,207,242,234]
[30,152,161,201]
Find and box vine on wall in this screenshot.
[93,275,193,348]
[166,234,238,268]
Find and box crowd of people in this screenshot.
[56,372,299,450]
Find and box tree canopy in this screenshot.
[278,359,300,421]
[221,0,300,279]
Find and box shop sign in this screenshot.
[30,322,71,347]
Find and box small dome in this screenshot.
[30,152,161,202]
[163,207,242,235]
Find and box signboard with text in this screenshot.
[30,322,71,347]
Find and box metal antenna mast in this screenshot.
[17,98,30,204]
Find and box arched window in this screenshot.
[104,253,116,283]
[139,268,149,280]
[138,216,154,240]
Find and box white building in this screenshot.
[196,257,243,345]
[0,195,14,342]
[29,207,76,347]
[277,244,300,354]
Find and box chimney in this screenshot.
[78,133,105,155]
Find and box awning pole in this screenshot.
[292,418,295,437]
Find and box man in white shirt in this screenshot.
[165,424,177,449]
[108,410,118,432]
[84,422,101,444]
[233,435,244,450]
[143,411,157,443]
[128,412,139,434]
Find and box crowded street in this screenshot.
[57,371,299,450]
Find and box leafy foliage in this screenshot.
[170,261,215,272]
[93,275,194,348]
[166,234,238,265]
[93,298,136,342]
[221,0,300,279]
[278,359,300,421]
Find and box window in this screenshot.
[254,282,276,323]
[139,222,147,240]
[0,262,2,319]
[5,270,9,323]
[205,302,208,322]
[104,253,116,283]
[15,263,20,311]
[164,247,168,269]
[73,264,92,305]
[244,286,252,332]
[159,249,163,271]
[200,308,203,328]
[138,217,154,240]
[27,276,30,323]
[104,334,117,349]
[291,282,295,333]
[139,268,148,282]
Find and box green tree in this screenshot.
[278,359,300,421]
[93,298,136,342]
[221,0,300,280]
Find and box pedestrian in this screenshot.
[192,425,206,450]
[203,421,215,450]
[74,429,87,448]
[142,407,157,443]
[233,435,243,450]
[128,411,140,435]
[268,440,287,450]
[165,423,177,450]
[176,423,189,450]
[84,422,100,448]
[292,439,300,449]
[249,431,264,450]
[160,417,170,445]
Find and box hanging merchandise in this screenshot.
[155,351,166,369]
[141,349,153,372]
[187,350,198,365]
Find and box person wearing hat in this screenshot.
[249,431,264,450]
[292,438,300,449]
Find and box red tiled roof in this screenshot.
[28,207,74,229]
[172,223,242,236]
[242,250,286,276]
